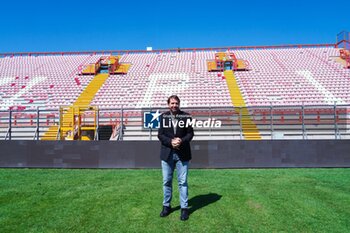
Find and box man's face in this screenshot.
[168,98,180,114]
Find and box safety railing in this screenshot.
[0,104,349,140]
[0,43,337,58]
[0,108,59,140]
[336,31,350,50]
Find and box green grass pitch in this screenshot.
[1,168,349,233]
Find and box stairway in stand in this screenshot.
[41,73,109,140]
[224,70,261,140]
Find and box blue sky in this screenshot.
[0,0,349,53]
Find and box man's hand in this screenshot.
[171,137,182,149]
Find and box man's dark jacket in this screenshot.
[158,110,194,162]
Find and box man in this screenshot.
[158,95,194,221]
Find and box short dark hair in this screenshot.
[167,95,180,104]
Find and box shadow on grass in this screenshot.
[173,193,222,214]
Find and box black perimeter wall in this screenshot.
[1,140,350,168]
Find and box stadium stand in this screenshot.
[90,51,232,108]
[1,48,349,111]
[0,33,350,140]
[233,47,349,106]
[0,54,100,110]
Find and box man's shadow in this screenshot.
[173,193,222,214]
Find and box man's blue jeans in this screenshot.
[161,152,189,209]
